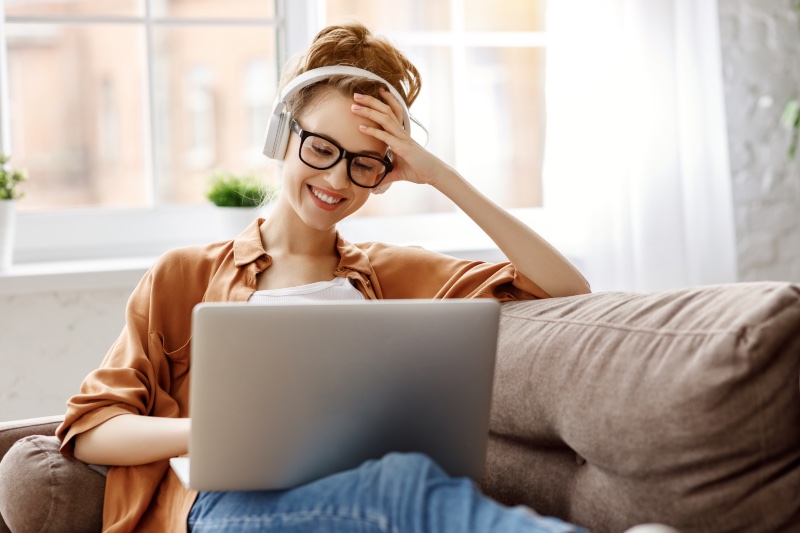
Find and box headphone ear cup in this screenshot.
[370,183,392,195]
[274,111,292,161]
[263,111,292,160]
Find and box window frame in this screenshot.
[0,0,573,269]
[0,0,305,264]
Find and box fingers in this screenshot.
[358,124,394,147]
[352,91,406,135]
[378,87,406,127]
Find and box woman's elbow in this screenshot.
[72,426,107,465]
[548,279,591,298]
[72,433,91,464]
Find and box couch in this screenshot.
[1,281,799,532]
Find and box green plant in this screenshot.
[0,153,27,200]
[784,1,800,159]
[782,98,800,159]
[206,173,277,208]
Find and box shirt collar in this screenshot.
[335,233,372,276]
[232,218,269,267]
[232,218,373,276]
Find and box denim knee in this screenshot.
[367,452,447,483]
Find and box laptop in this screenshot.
[170,299,500,491]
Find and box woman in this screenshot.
[57,23,591,532]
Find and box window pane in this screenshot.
[461,47,545,208]
[152,0,275,19]
[7,23,149,211]
[4,0,142,17]
[464,0,547,32]
[325,0,451,32]
[152,26,280,205]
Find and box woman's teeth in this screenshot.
[312,188,344,204]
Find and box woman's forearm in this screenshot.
[434,169,591,297]
[73,414,190,466]
[352,92,588,296]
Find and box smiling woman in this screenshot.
[38,18,591,533]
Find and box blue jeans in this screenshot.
[188,452,588,532]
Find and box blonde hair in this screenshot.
[280,22,422,119]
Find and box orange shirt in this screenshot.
[56,218,549,533]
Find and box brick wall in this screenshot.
[718,0,800,281]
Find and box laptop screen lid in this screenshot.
[180,299,500,491]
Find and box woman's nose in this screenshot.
[323,159,351,190]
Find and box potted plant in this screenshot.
[782,98,799,159]
[0,153,27,272]
[781,2,800,159]
[206,172,278,238]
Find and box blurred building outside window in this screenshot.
[0,0,550,263]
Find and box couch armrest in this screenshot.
[0,416,64,460]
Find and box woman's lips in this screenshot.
[308,185,346,211]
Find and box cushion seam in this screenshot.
[501,312,739,336]
[29,437,59,533]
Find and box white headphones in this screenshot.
[262,65,412,194]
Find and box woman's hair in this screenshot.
[280,22,422,120]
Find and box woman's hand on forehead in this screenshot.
[351,88,454,189]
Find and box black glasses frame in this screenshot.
[290,120,393,189]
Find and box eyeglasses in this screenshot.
[290,120,393,189]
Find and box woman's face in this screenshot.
[279,88,387,231]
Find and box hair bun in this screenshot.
[285,22,421,109]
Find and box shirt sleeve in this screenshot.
[360,243,552,301]
[56,252,195,457]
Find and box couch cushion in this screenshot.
[0,435,104,533]
[0,416,62,461]
[482,282,800,533]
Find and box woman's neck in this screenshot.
[259,200,339,258]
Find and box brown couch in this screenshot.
[1,281,799,532]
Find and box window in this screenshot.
[1,0,549,263]
[324,0,548,217]
[244,59,273,163]
[3,0,279,212]
[184,66,215,170]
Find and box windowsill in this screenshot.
[1,207,579,295]
[0,245,511,296]
[0,257,156,295]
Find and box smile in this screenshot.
[308,185,345,206]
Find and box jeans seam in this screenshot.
[189,507,394,532]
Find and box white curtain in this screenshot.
[542,0,738,292]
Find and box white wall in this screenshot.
[718,0,800,281]
[2,0,800,422]
[0,288,131,421]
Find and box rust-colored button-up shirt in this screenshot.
[57,219,549,532]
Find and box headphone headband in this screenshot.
[276,66,410,130]
[262,66,411,161]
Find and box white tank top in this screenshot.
[248,276,365,304]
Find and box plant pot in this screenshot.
[214,206,263,240]
[0,200,16,272]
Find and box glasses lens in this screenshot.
[349,156,387,187]
[300,134,340,168]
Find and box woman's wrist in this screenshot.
[429,166,466,197]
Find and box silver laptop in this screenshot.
[170,299,500,491]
